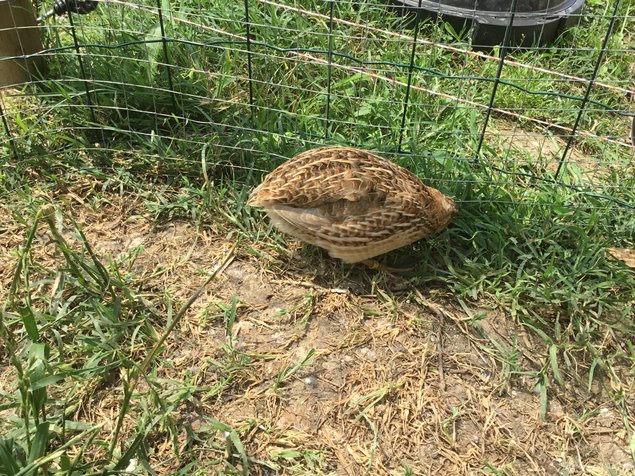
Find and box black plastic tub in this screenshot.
[389,0,585,48]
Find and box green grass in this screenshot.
[1,0,634,473]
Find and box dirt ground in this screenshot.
[484,118,616,178]
[1,189,634,475]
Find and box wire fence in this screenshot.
[1,0,634,210]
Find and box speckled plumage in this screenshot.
[248,146,458,263]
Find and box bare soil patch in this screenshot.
[486,118,632,180]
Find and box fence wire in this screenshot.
[1,0,634,211]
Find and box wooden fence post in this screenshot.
[0,0,44,87]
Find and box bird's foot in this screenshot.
[361,259,415,274]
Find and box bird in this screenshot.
[247,146,458,271]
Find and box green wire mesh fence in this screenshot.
[1,0,634,211]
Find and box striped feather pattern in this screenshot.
[248,146,458,263]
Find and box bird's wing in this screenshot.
[268,203,377,244]
[249,165,379,207]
